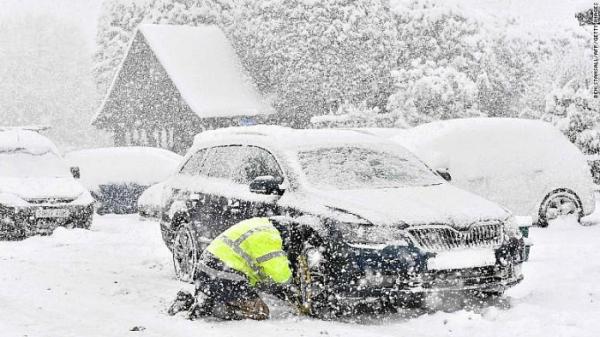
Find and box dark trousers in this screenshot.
[194,252,259,306]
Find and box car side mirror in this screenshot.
[70,166,81,179]
[249,176,284,195]
[436,168,451,182]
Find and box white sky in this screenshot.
[0,0,596,57]
[1,0,103,47]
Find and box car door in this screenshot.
[202,145,246,236]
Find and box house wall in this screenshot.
[95,31,203,153]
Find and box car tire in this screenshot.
[538,190,583,227]
[172,223,198,283]
[294,245,337,318]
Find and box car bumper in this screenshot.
[334,264,523,304]
[0,203,94,239]
[324,238,526,303]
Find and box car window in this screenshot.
[232,146,283,184]
[180,149,207,175]
[205,146,244,180]
[298,146,441,190]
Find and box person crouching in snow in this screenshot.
[168,217,295,320]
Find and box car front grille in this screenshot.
[407,221,504,252]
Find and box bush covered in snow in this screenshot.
[387,61,480,126]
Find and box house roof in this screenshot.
[93,24,273,125]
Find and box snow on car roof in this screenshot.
[64,147,182,189]
[392,117,563,151]
[192,125,394,151]
[0,129,59,155]
[138,24,274,118]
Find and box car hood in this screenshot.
[303,183,510,229]
[0,177,85,200]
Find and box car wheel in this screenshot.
[538,190,583,227]
[294,245,336,318]
[172,224,198,283]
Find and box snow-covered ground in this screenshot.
[1,213,599,337]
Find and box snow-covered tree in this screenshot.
[390,0,484,78]
[231,0,399,127]
[387,61,479,126]
[543,81,600,154]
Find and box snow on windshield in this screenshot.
[297,146,440,190]
[0,152,70,178]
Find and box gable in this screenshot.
[93,31,198,129]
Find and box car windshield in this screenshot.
[0,151,71,178]
[297,146,442,190]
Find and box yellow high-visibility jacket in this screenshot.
[206,217,292,286]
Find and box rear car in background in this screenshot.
[383,118,595,227]
[159,126,528,316]
[65,147,181,214]
[0,128,94,239]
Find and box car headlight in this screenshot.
[504,216,523,239]
[339,222,411,247]
[0,192,28,207]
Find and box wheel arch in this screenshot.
[537,187,584,226]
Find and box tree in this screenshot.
[386,61,479,126]
[543,81,600,154]
[230,0,399,126]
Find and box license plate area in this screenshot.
[35,208,70,218]
[427,248,497,271]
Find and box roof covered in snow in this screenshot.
[94,24,273,126]
[139,24,273,118]
[0,129,59,155]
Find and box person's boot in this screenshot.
[168,290,196,316]
[226,297,270,320]
[187,292,214,320]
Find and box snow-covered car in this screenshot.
[65,147,182,214]
[137,182,167,219]
[0,129,94,239]
[384,118,595,227]
[160,126,527,315]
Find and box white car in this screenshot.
[65,147,181,214]
[384,118,595,227]
[0,128,95,239]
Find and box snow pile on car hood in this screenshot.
[283,182,510,228]
[65,147,182,190]
[0,129,58,155]
[0,177,85,200]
